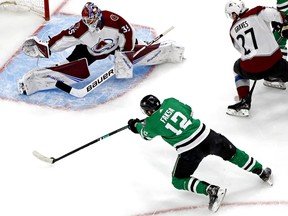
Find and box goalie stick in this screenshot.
[55,26,175,98]
[33,123,131,164]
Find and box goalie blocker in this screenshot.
[18,40,184,95]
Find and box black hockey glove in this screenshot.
[271,21,283,33]
[128,118,140,134]
[281,22,288,38]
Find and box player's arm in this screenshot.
[260,6,285,24]
[48,21,85,53]
[117,16,136,51]
[22,21,85,58]
[128,118,156,140]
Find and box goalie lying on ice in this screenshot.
[18,2,184,95]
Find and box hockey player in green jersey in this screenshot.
[263,0,288,90]
[127,95,272,212]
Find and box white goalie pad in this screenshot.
[18,68,77,95]
[114,50,134,78]
[22,36,50,58]
[18,58,90,95]
[134,40,185,66]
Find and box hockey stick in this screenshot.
[234,79,257,102]
[247,80,257,101]
[55,26,175,98]
[33,124,130,164]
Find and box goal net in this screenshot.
[0,0,50,20]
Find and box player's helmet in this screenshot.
[225,0,248,19]
[82,2,103,30]
[140,95,161,115]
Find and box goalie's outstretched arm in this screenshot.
[22,36,50,58]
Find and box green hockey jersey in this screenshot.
[135,97,210,154]
[277,0,288,15]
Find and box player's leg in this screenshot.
[263,37,286,90]
[171,142,226,212]
[18,58,90,95]
[209,130,273,185]
[226,65,251,117]
[133,40,185,66]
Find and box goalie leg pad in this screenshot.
[18,58,90,95]
[114,50,134,79]
[18,68,77,95]
[133,40,185,66]
[48,58,90,79]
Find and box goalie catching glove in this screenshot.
[22,36,50,58]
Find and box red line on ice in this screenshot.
[133,200,288,216]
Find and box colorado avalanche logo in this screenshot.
[91,39,115,53]
[110,14,119,21]
[74,22,80,30]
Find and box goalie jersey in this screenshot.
[48,10,136,57]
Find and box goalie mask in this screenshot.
[225,0,248,19]
[140,95,161,116]
[82,2,103,31]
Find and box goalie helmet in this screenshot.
[225,0,248,19]
[82,2,103,31]
[140,95,161,115]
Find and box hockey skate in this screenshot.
[263,77,286,90]
[226,98,251,117]
[259,167,273,186]
[17,79,27,95]
[206,185,227,212]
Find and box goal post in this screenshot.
[0,0,50,20]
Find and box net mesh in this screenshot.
[0,0,49,20]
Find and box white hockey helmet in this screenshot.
[225,0,248,19]
[82,2,103,30]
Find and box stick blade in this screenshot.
[55,81,72,93]
[56,81,87,98]
[32,151,54,164]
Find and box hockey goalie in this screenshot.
[19,2,185,95]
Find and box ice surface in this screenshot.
[0,0,287,215]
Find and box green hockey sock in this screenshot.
[172,176,210,195]
[229,148,262,173]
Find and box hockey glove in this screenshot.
[128,118,140,134]
[22,36,50,58]
[271,21,283,33]
[281,22,288,38]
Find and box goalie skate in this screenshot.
[17,79,27,95]
[207,185,227,212]
[263,78,286,90]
